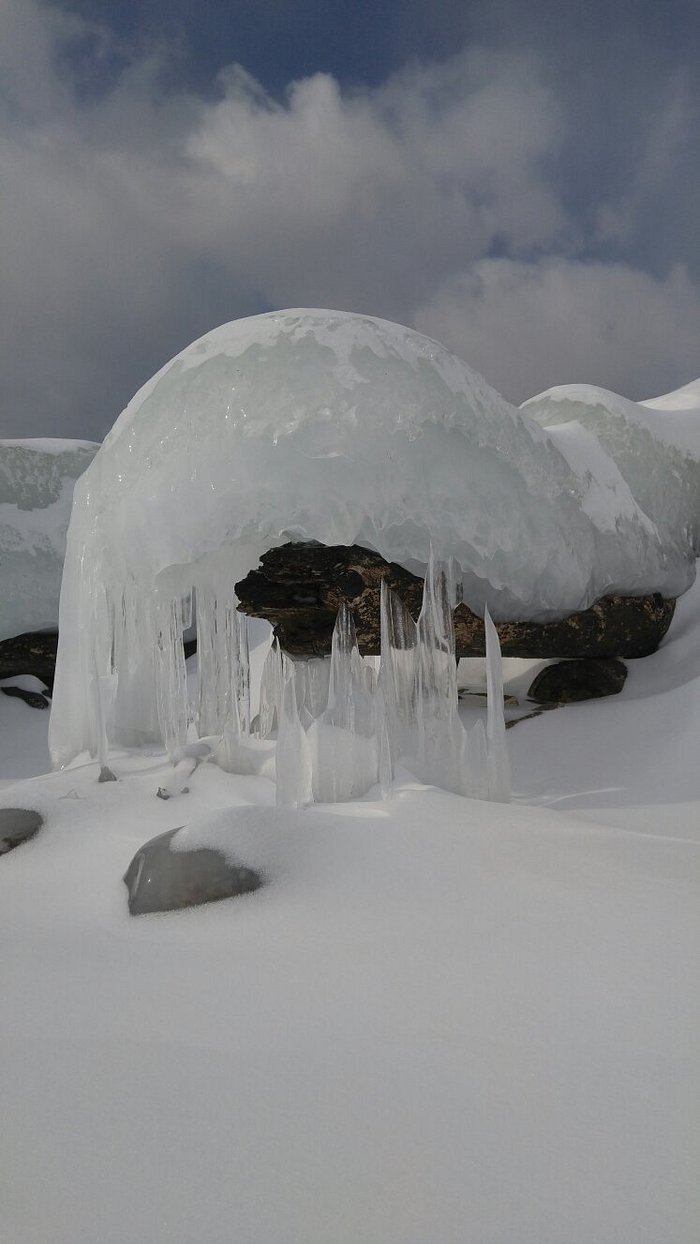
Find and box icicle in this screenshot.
[90,579,115,774]
[178,552,508,807]
[195,570,251,749]
[409,550,473,794]
[330,606,375,736]
[375,684,393,800]
[112,579,161,747]
[93,661,117,780]
[484,605,511,802]
[415,546,458,720]
[307,717,378,802]
[301,657,332,722]
[465,717,489,802]
[231,605,250,737]
[275,656,313,807]
[180,592,193,632]
[288,604,375,802]
[196,586,229,737]
[378,578,418,775]
[257,638,284,737]
[153,594,188,764]
[326,602,359,729]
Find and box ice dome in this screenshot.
[49,310,693,766]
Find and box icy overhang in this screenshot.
[49,311,697,768]
[59,310,691,617]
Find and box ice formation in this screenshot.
[0,439,98,641]
[261,553,509,805]
[48,310,697,778]
[522,383,700,572]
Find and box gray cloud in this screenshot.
[0,0,698,439]
[414,260,700,404]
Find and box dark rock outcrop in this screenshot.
[527,657,628,705]
[0,808,43,855]
[0,630,58,689]
[235,543,675,659]
[1,685,49,709]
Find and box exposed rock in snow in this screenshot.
[1,684,49,709]
[0,630,59,687]
[0,807,43,855]
[123,825,263,915]
[236,541,676,659]
[527,657,627,704]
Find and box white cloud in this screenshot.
[414,260,700,403]
[0,0,697,438]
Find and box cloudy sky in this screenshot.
[1,0,698,440]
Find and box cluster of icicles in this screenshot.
[93,552,510,805]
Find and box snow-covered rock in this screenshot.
[123,824,263,914]
[0,439,99,642]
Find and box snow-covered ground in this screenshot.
[1,582,698,1243]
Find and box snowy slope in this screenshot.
[641,376,700,415]
[1,575,698,1243]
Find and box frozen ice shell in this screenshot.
[49,311,695,767]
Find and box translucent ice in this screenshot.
[310,605,378,802]
[484,606,510,802]
[378,578,419,773]
[278,555,509,805]
[275,657,314,808]
[257,638,284,738]
[154,594,188,764]
[49,310,695,769]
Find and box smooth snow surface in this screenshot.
[0,439,98,641]
[49,313,698,768]
[2,577,699,1244]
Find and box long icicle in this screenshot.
[484,605,511,802]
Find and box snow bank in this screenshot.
[0,439,99,641]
